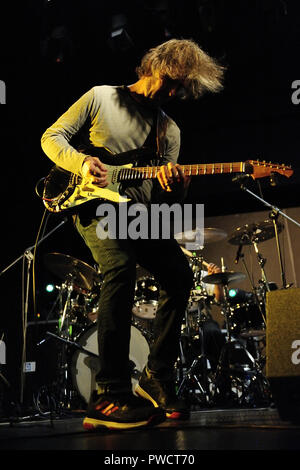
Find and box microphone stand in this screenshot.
[0,218,67,278]
[234,176,300,289]
[0,216,68,407]
[269,209,287,289]
[233,175,300,226]
[232,175,300,290]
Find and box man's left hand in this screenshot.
[157,162,191,192]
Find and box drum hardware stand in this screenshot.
[35,330,99,416]
[177,258,213,406]
[235,178,300,287]
[269,209,287,289]
[242,239,269,327]
[177,257,228,406]
[215,280,271,407]
[30,271,77,415]
[177,306,212,406]
[237,250,266,326]
[59,275,78,332]
[45,331,99,359]
[43,277,98,413]
[221,279,236,342]
[0,217,68,412]
[253,240,270,298]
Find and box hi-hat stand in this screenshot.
[177,301,213,406]
[176,256,214,406]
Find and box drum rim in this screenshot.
[70,322,150,404]
[133,299,158,306]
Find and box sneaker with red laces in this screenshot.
[83,391,166,430]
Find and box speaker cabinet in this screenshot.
[266,288,300,378]
[266,288,300,422]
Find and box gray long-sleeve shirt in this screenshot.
[41,85,181,206]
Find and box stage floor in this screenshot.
[1,406,300,453]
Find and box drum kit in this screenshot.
[35,218,282,414]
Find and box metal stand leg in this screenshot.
[176,308,212,406]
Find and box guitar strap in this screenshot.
[156,109,168,160]
[142,108,168,160]
[119,85,168,162]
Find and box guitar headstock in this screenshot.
[246,160,294,179]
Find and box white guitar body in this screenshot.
[65,163,132,209]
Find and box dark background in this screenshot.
[0,0,300,400]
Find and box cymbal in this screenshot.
[202,271,246,285]
[228,219,284,246]
[44,252,101,291]
[175,227,227,246]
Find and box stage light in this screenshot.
[46,283,55,293]
[228,288,254,304]
[229,288,238,298]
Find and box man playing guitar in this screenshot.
[41,38,225,430]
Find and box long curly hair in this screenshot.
[136,39,225,99]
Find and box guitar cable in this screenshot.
[35,176,46,199]
[32,208,49,318]
[20,207,49,405]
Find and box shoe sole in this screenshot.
[135,385,189,420]
[83,412,164,431]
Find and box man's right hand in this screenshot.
[81,156,108,187]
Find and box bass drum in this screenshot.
[71,323,150,404]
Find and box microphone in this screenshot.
[234,243,243,264]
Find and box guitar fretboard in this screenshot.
[117,162,246,181]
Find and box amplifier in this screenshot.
[266,288,300,378]
[266,288,300,422]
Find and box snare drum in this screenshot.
[71,323,150,403]
[132,276,160,320]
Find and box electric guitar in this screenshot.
[41,148,293,213]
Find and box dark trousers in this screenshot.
[75,216,193,393]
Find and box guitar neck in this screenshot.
[118,162,247,181]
